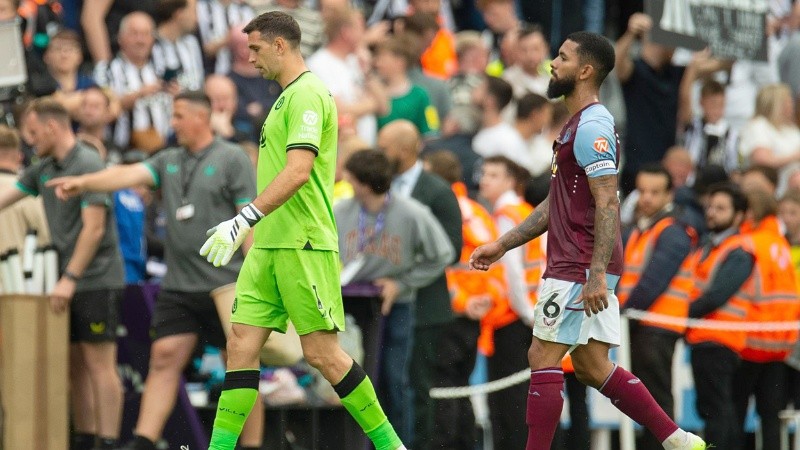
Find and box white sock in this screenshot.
[662,428,689,449]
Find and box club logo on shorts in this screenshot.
[90,322,106,334]
[232,298,238,314]
[303,110,319,126]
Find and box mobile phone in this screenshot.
[163,67,181,83]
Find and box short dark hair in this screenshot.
[174,90,212,111]
[700,79,725,98]
[516,93,549,120]
[25,97,71,126]
[707,182,749,214]
[345,149,393,194]
[565,31,615,87]
[486,76,514,111]
[154,0,188,25]
[637,163,673,191]
[403,11,439,35]
[483,155,530,186]
[49,29,82,48]
[518,23,546,42]
[243,11,302,48]
[423,150,462,185]
[742,164,779,190]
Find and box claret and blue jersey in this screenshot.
[545,102,624,283]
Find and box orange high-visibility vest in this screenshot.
[739,216,800,362]
[478,199,544,356]
[446,182,505,315]
[420,28,458,79]
[684,234,754,352]
[618,217,697,333]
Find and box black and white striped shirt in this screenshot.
[151,34,206,90]
[99,55,172,149]
[196,0,255,74]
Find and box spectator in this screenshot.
[502,24,551,98]
[526,99,568,202]
[80,0,158,66]
[195,0,255,74]
[422,106,483,198]
[336,149,454,446]
[226,24,282,142]
[679,77,740,175]
[254,0,324,58]
[75,86,123,165]
[472,75,529,169]
[152,0,206,92]
[778,2,800,100]
[739,165,779,199]
[377,120,462,450]
[404,13,453,121]
[739,83,800,195]
[448,31,489,111]
[423,149,500,450]
[407,0,457,79]
[476,0,519,73]
[1,99,125,450]
[514,93,552,176]
[615,13,684,194]
[374,35,440,137]
[99,12,171,153]
[779,189,800,286]
[204,74,249,143]
[36,30,97,114]
[0,125,49,256]
[308,7,387,146]
[617,164,696,450]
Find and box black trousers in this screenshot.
[431,317,481,450]
[412,324,446,450]
[488,320,532,450]
[630,326,679,450]
[733,360,787,450]
[691,343,741,450]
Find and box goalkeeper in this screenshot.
[47,91,264,450]
[198,11,405,450]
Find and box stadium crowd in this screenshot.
[1,0,800,449]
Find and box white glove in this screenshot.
[200,203,264,267]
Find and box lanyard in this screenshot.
[357,195,390,253]
[181,147,212,204]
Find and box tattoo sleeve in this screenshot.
[587,174,619,276]
[497,194,550,251]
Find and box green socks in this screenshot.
[208,369,260,450]
[333,361,403,450]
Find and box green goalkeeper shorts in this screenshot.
[232,248,345,335]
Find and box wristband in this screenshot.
[239,203,265,227]
[63,270,80,282]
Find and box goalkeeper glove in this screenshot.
[200,203,264,267]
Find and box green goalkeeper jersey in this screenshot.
[254,71,339,251]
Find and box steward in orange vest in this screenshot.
[670,184,755,450]
[617,165,697,450]
[478,155,543,449]
[732,191,800,450]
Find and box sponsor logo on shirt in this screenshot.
[302,110,319,126]
[593,137,609,153]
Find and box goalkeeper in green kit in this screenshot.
[199,11,406,450]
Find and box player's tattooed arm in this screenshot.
[498,194,550,251]
[587,174,619,276]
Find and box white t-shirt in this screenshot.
[473,123,531,172]
[739,116,800,194]
[502,65,549,98]
[307,48,377,145]
[527,134,555,177]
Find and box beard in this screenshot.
[547,74,576,99]
[708,219,735,234]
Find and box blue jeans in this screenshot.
[378,302,415,444]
